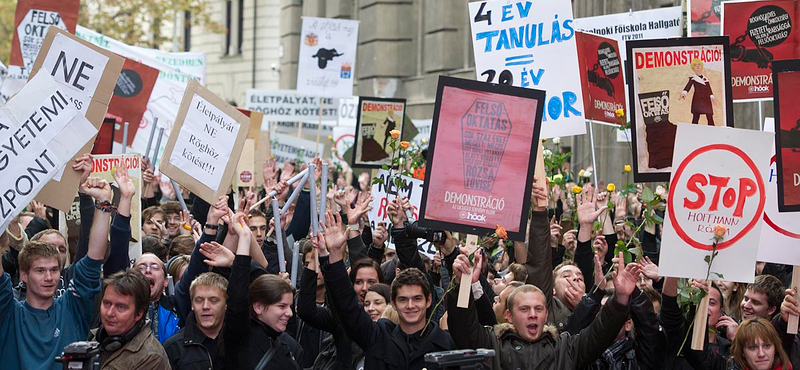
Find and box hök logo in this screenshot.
[459,211,487,222]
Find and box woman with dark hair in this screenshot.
[349,258,383,304]
[364,283,391,321]
[223,212,302,370]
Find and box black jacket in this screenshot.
[322,259,455,370]
[224,255,303,370]
[163,313,223,370]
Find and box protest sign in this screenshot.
[254,131,272,187]
[722,0,798,101]
[0,72,98,231]
[1,0,80,101]
[297,17,359,97]
[659,124,771,283]
[75,26,206,159]
[574,7,682,64]
[627,37,734,183]
[108,58,160,148]
[368,169,437,258]
[689,0,729,36]
[245,89,338,122]
[338,96,359,126]
[772,60,800,212]
[90,154,143,260]
[272,121,337,139]
[160,80,250,204]
[29,27,124,212]
[468,0,584,138]
[332,125,355,168]
[757,119,800,264]
[411,119,432,146]
[419,76,544,240]
[352,97,406,168]
[271,133,324,168]
[575,32,626,125]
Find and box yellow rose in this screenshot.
[578,169,585,177]
[572,186,582,194]
[607,183,615,192]
[624,165,632,173]
[399,141,410,150]
[390,130,401,140]
[615,109,625,118]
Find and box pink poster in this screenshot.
[419,76,544,240]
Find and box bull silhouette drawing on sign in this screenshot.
[312,48,343,69]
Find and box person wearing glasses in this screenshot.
[134,253,180,343]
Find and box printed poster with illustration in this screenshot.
[688,0,728,36]
[575,32,626,124]
[468,0,585,138]
[772,60,800,212]
[722,0,799,100]
[419,76,544,241]
[659,124,771,283]
[351,97,406,168]
[296,17,359,98]
[627,37,734,183]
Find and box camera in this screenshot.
[424,349,495,370]
[55,341,101,370]
[406,221,445,243]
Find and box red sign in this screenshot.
[419,77,544,240]
[668,144,766,250]
[689,0,722,37]
[773,60,800,212]
[575,32,626,124]
[107,58,160,146]
[10,0,79,69]
[722,0,798,100]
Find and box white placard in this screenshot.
[332,125,355,168]
[757,118,800,265]
[659,124,771,283]
[272,121,337,138]
[270,132,324,167]
[297,17,359,98]
[245,89,338,122]
[18,9,69,74]
[574,7,683,67]
[338,96,359,126]
[41,33,109,101]
[168,94,241,191]
[0,73,98,231]
[468,0,585,138]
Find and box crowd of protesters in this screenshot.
[0,152,797,370]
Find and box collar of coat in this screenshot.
[493,322,559,342]
[690,75,709,84]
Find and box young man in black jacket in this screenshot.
[317,211,456,370]
[163,272,227,370]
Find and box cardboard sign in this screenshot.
[574,7,683,64]
[270,133,324,168]
[29,27,124,212]
[722,0,798,101]
[627,37,734,183]
[75,26,206,160]
[352,97,406,168]
[296,17,359,98]
[108,58,160,148]
[254,131,272,187]
[160,80,250,204]
[468,0,584,138]
[236,140,256,188]
[660,124,771,283]
[338,96,359,126]
[0,72,98,231]
[757,119,800,264]
[89,154,143,260]
[575,32,626,124]
[773,60,800,212]
[419,76,544,240]
[1,0,80,101]
[689,0,728,36]
[245,89,338,122]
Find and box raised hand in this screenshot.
[179,210,195,236]
[113,159,136,199]
[592,235,608,262]
[563,229,577,255]
[229,211,252,238]
[280,161,295,182]
[320,211,347,260]
[452,247,484,284]
[348,193,373,226]
[81,177,113,201]
[614,193,628,221]
[200,241,235,268]
[781,288,799,323]
[593,252,607,290]
[263,158,278,184]
[311,231,329,259]
[640,256,660,282]
[386,196,408,228]
[372,221,388,246]
[577,184,607,226]
[549,216,562,248]
[612,251,641,305]
[269,181,290,202]
[207,196,230,226]
[29,200,47,219]
[73,153,93,193]
[333,189,347,209]
[530,176,548,211]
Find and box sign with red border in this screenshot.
[659,124,771,283]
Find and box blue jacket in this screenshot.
[0,257,102,370]
[151,294,181,344]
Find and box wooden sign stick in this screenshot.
[789,266,800,334]
[457,234,480,308]
[534,141,547,208]
[691,280,712,350]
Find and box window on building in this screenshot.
[183,11,191,51]
[224,0,245,55]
